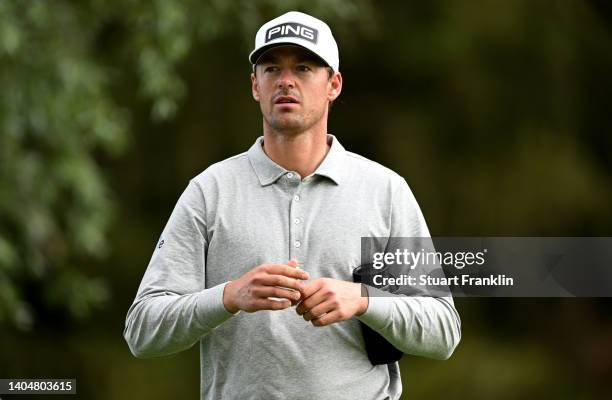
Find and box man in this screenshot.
[124,11,461,400]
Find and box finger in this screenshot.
[259,274,305,292]
[289,296,301,307]
[297,279,325,303]
[263,264,309,280]
[296,285,327,315]
[287,259,299,268]
[252,286,301,302]
[253,298,292,311]
[303,300,335,322]
[311,310,342,327]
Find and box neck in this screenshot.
[262,122,330,179]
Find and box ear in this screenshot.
[251,72,260,102]
[328,72,343,102]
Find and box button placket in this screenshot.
[289,181,303,262]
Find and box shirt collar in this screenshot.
[247,134,346,186]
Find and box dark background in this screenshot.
[1,1,611,398]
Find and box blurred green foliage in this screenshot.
[0,0,127,329]
[0,0,367,330]
[0,0,611,399]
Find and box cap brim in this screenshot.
[249,42,330,69]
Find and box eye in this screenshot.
[263,66,279,73]
[296,64,311,72]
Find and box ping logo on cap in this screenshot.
[265,22,318,44]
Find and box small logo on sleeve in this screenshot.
[265,22,318,44]
[158,239,165,249]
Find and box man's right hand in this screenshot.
[222,260,309,313]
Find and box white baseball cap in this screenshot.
[249,11,339,72]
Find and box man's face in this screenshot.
[251,45,342,135]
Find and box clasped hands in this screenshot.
[223,260,368,327]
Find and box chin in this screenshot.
[270,116,305,133]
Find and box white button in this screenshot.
[294,241,301,248]
[287,172,294,179]
[294,195,300,201]
[294,218,300,224]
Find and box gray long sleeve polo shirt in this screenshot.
[124,134,461,400]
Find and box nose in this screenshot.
[277,68,295,90]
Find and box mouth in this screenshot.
[274,95,300,107]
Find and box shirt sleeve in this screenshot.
[356,177,462,360]
[123,179,235,358]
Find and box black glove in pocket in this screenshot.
[353,263,403,365]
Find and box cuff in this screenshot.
[194,282,236,330]
[355,285,395,330]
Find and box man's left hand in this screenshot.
[296,278,368,326]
